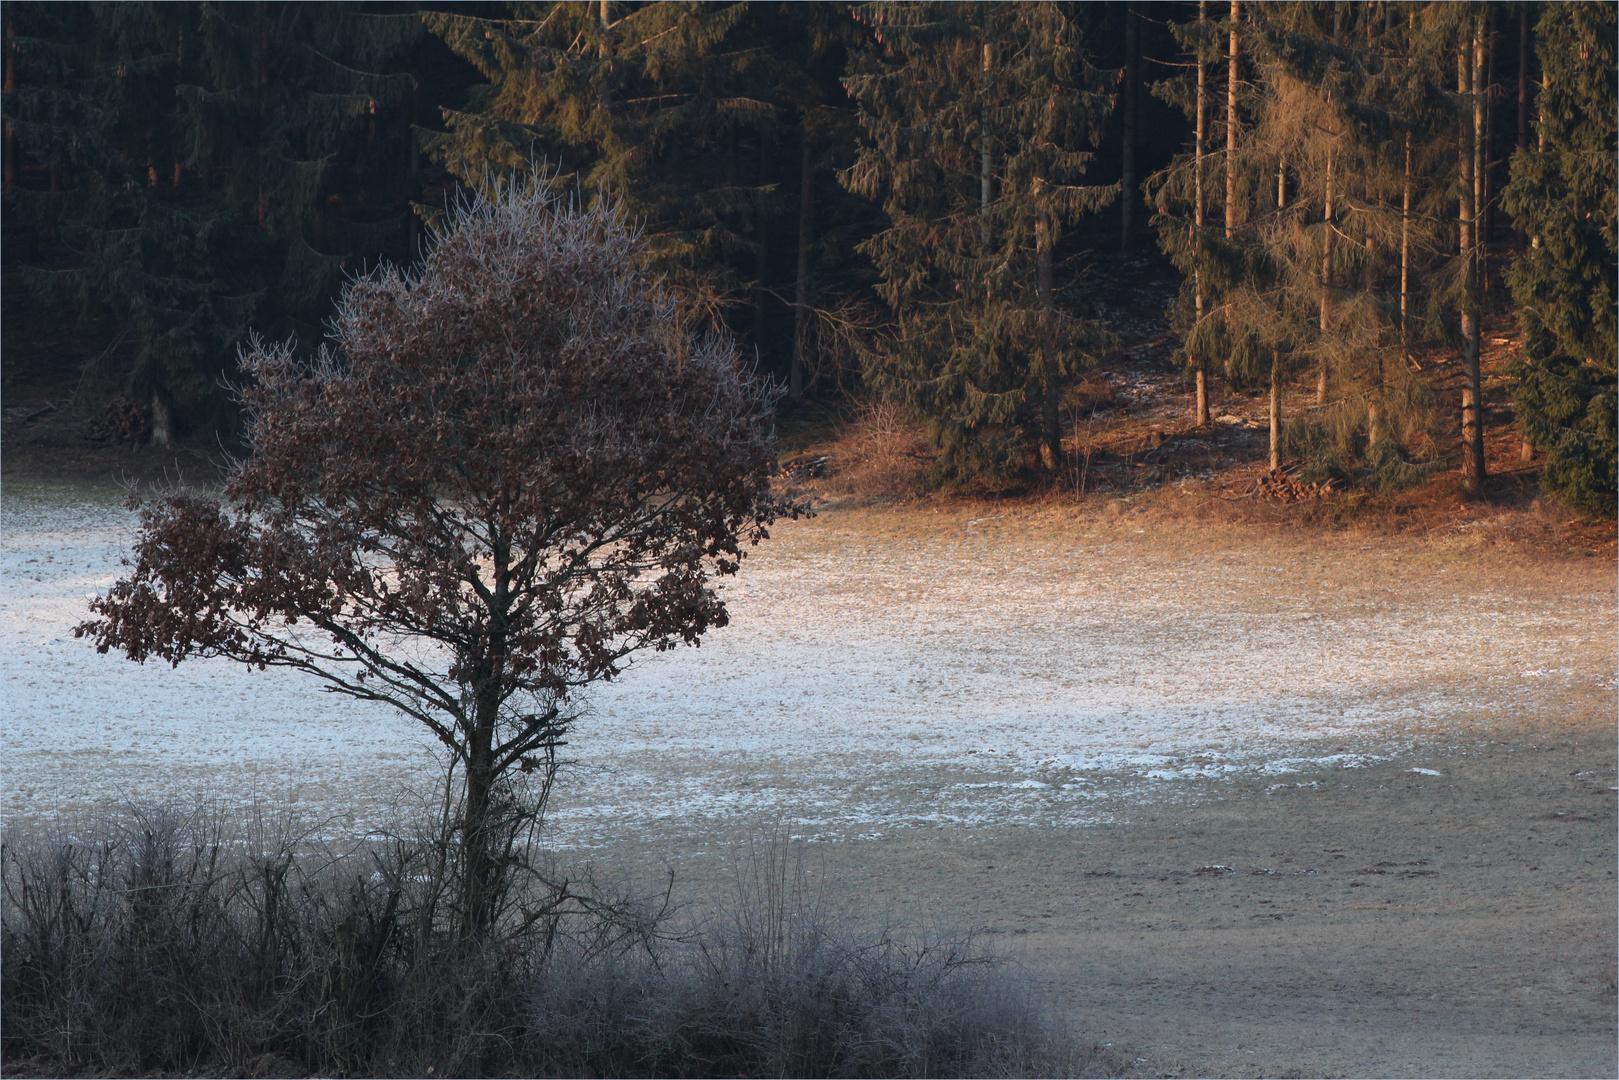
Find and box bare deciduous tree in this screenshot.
[78,176,789,936]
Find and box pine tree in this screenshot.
[421,2,761,313]
[1502,0,1616,517]
[2,3,426,435]
[843,1,1116,485]
[1236,2,1454,487]
[1146,1,1222,427]
[1154,2,1481,491]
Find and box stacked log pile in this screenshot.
[1256,468,1335,503]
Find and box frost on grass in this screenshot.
[6,483,1615,841]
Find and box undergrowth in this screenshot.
[0,807,1113,1078]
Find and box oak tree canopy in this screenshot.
[78,176,789,933]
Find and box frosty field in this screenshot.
[5,479,1617,1077]
[3,479,1609,842]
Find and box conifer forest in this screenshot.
[3,1,1614,514]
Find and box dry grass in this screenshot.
[1,808,1115,1079]
[800,401,934,502]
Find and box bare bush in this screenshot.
[819,400,934,500]
[1,814,1111,1078]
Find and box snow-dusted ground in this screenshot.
[4,480,1612,844]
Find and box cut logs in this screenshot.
[1255,467,1335,503]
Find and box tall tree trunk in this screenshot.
[1224,0,1239,241]
[790,132,813,402]
[1121,4,1139,251]
[598,0,616,112]
[1401,134,1412,362]
[1318,4,1340,407]
[1269,348,1282,470]
[1193,0,1209,426]
[1459,18,1487,494]
[1317,143,1333,406]
[1515,1,1531,250]
[980,41,993,249]
[753,138,769,353]
[1037,208,1061,472]
[1481,9,1496,290]
[1270,149,1285,470]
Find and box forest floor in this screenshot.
[771,251,1617,561]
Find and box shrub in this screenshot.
[1,811,1112,1078]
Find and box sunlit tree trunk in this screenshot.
[1317,2,1341,407]
[1269,349,1282,469]
[1459,17,1487,493]
[1271,148,1284,470]
[1225,0,1239,241]
[1193,0,1209,425]
[1401,134,1411,361]
[1317,142,1332,406]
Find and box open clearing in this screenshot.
[3,479,1614,1077]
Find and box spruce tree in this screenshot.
[1503,0,1616,517]
[2,3,426,435]
[843,1,1116,485]
[421,2,761,312]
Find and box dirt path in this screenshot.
[4,486,1613,1076]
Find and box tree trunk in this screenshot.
[149,394,172,449]
[1121,5,1139,251]
[1224,0,1239,241]
[1481,9,1496,290]
[980,41,993,249]
[1269,348,1281,470]
[598,0,616,113]
[1317,141,1332,406]
[1037,209,1062,472]
[1316,5,1340,407]
[1192,0,1209,426]
[461,701,496,938]
[753,137,769,353]
[1459,19,1487,494]
[790,132,812,402]
[1271,144,1284,471]
[1401,134,1412,361]
[1516,1,1531,249]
